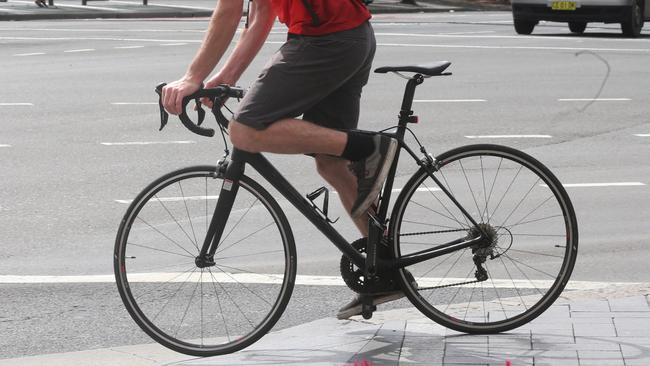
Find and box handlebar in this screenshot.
[155,82,245,137]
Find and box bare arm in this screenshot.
[162,0,244,115]
[209,0,277,86]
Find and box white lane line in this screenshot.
[101,141,196,146]
[9,0,127,12]
[115,195,218,204]
[0,103,33,106]
[64,49,95,53]
[159,43,188,46]
[110,0,214,11]
[542,182,646,188]
[114,187,440,204]
[634,134,650,137]
[114,45,145,49]
[414,99,486,103]
[0,273,638,291]
[465,135,552,139]
[0,144,11,148]
[110,102,157,105]
[558,98,631,102]
[13,52,46,57]
[377,42,650,53]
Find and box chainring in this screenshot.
[339,238,400,294]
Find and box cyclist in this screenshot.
[162,0,401,319]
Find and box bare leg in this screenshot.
[229,118,347,156]
[314,155,368,237]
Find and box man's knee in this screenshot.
[229,120,260,152]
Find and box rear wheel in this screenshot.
[622,0,644,37]
[514,19,536,35]
[114,166,296,356]
[391,145,578,333]
[569,21,587,34]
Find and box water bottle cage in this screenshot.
[306,187,339,224]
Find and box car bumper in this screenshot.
[512,4,630,22]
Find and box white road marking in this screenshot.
[115,195,218,204]
[465,135,552,139]
[0,36,202,43]
[0,273,638,291]
[377,42,650,53]
[101,141,196,146]
[159,43,187,46]
[113,187,441,204]
[414,99,486,103]
[0,144,11,148]
[110,0,215,11]
[63,49,95,53]
[110,102,157,105]
[13,52,46,57]
[0,103,33,106]
[10,0,126,12]
[634,134,650,137]
[114,45,145,49]
[558,98,631,102]
[542,182,646,188]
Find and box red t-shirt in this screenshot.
[271,0,371,36]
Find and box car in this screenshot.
[511,0,649,36]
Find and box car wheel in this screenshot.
[514,19,536,35]
[569,21,587,34]
[621,0,644,37]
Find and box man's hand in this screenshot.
[200,73,236,109]
[162,78,201,115]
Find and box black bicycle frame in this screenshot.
[197,73,485,273]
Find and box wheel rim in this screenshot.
[116,170,293,354]
[393,148,577,331]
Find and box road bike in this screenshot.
[114,61,578,356]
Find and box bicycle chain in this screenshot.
[399,229,465,237]
[416,278,486,291]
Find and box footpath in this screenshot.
[0,0,510,21]
[1,285,649,365]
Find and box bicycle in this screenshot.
[114,61,578,357]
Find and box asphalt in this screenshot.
[0,0,510,21]
[2,288,649,365]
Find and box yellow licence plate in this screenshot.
[551,1,577,10]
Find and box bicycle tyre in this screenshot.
[114,166,296,356]
[390,144,578,333]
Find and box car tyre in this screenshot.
[621,0,644,37]
[569,21,587,34]
[514,19,536,34]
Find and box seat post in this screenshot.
[398,74,424,126]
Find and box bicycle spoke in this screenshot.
[152,268,197,322]
[154,195,199,251]
[501,247,563,259]
[485,263,508,320]
[134,266,197,301]
[487,165,523,223]
[174,273,202,338]
[215,222,274,256]
[459,159,483,222]
[480,156,488,222]
[497,178,540,230]
[423,180,470,228]
[485,157,503,225]
[212,266,273,307]
[214,249,284,261]
[207,268,231,343]
[410,199,467,229]
[217,197,260,248]
[127,242,194,259]
[503,254,557,279]
[503,213,563,230]
[209,267,256,329]
[499,256,527,310]
[178,182,199,251]
[136,217,196,258]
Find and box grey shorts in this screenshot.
[234,21,376,131]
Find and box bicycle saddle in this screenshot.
[374,61,451,76]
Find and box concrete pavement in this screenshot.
[2,288,649,365]
[0,0,510,21]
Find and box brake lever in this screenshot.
[155,82,169,131]
[195,99,206,126]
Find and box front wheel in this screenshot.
[114,166,296,356]
[390,145,578,333]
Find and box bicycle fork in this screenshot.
[195,152,245,268]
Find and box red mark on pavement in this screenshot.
[506,360,511,366]
[354,361,372,366]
